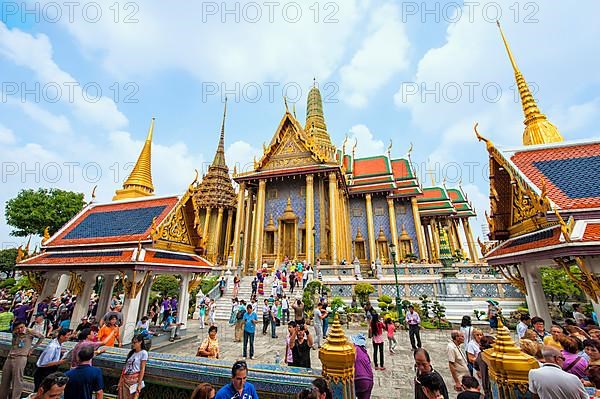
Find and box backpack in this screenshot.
[236,309,246,320]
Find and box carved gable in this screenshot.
[257,112,327,171]
[153,192,199,252]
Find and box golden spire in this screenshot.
[113,117,155,200]
[212,98,228,168]
[496,21,563,146]
[305,80,335,161]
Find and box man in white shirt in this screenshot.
[33,328,71,391]
[528,347,588,399]
[517,314,531,339]
[447,330,469,393]
[405,305,422,350]
[281,296,290,324]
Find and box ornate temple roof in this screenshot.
[113,118,155,201]
[447,187,476,217]
[417,186,456,217]
[195,100,236,209]
[344,154,421,196]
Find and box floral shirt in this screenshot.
[198,336,219,359]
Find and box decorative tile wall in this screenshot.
[503,284,525,298]
[410,284,434,297]
[471,283,499,298]
[394,197,420,258]
[349,196,370,259]
[381,284,405,297]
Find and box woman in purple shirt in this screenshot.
[558,335,588,379]
[352,333,374,399]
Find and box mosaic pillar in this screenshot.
[328,172,338,265]
[242,193,253,271]
[232,182,246,266]
[214,208,224,262]
[365,194,376,263]
[387,198,399,262]
[224,208,234,260]
[462,217,480,263]
[306,174,315,264]
[411,197,427,261]
[319,315,355,399]
[253,179,266,268]
[203,207,212,251]
[429,219,440,262]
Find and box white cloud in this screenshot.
[59,1,366,86]
[226,140,262,175]
[0,124,16,144]
[6,98,72,134]
[340,3,410,108]
[346,124,385,158]
[0,22,128,130]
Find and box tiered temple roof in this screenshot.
[417,186,456,217]
[195,100,236,209]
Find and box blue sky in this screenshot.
[1,0,599,249]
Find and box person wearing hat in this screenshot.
[352,333,374,399]
[486,300,500,329]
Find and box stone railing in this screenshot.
[0,334,317,399]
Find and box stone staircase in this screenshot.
[212,276,266,320]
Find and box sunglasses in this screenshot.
[233,360,247,371]
[51,375,69,386]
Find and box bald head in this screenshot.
[542,347,563,365]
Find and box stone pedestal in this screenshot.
[436,276,469,301]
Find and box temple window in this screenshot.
[396,205,406,214]
[374,207,385,216]
[352,208,363,217]
[268,189,278,200]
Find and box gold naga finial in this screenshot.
[262,141,268,153]
[292,102,297,119]
[474,123,495,152]
[90,185,97,203]
[16,245,24,263]
[496,21,563,146]
[149,217,160,241]
[341,134,349,155]
[233,165,237,176]
[386,139,393,158]
[135,240,143,261]
[24,236,31,256]
[553,207,574,242]
[407,142,413,157]
[41,226,51,245]
[351,137,358,159]
[283,96,289,112]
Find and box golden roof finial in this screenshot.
[24,236,31,256]
[90,185,97,203]
[283,95,289,112]
[474,123,495,152]
[496,21,563,146]
[41,227,50,245]
[211,98,228,168]
[341,134,348,155]
[351,138,357,159]
[113,117,155,200]
[292,102,297,118]
[387,139,393,159]
[482,316,539,385]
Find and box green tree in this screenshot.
[0,248,18,278]
[354,283,375,307]
[152,275,180,297]
[540,266,584,313]
[5,188,85,237]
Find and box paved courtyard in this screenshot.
[163,319,458,398]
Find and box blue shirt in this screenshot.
[36,338,62,367]
[243,311,258,334]
[64,365,104,399]
[215,382,258,399]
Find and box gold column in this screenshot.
[336,189,344,262]
[463,218,480,263]
[451,219,463,252]
[319,178,326,259]
[422,223,432,262]
[249,202,257,264]
[430,219,440,261]
[410,197,427,262]
[232,182,246,266]
[328,172,338,264]
[202,207,212,250]
[387,198,399,262]
[213,208,224,261]
[253,179,266,268]
[242,194,253,268]
[224,209,234,259]
[365,194,376,262]
[445,219,458,254]
[344,195,352,260]
[306,174,315,264]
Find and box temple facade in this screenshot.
[230,84,479,273]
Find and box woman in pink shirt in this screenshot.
[370,313,385,370]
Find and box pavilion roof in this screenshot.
[417,186,456,216]
[447,188,476,217]
[45,196,179,248]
